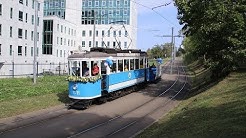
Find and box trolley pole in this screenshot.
[170,27,174,74]
[33,0,38,84]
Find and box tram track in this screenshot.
[0,60,188,138]
[67,60,187,138]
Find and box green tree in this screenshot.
[175,0,246,78]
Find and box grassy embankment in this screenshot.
[137,61,246,137]
[0,76,69,119]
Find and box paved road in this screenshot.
[0,59,188,138]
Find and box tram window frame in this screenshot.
[118,59,123,72]
[135,59,139,69]
[101,60,107,74]
[130,59,134,70]
[71,61,80,76]
[124,59,129,71]
[140,58,144,69]
[112,60,117,73]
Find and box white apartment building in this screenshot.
[0,0,137,77]
[0,0,44,77]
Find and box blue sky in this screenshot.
[136,0,183,51]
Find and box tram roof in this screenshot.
[68,48,147,59]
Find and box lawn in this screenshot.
[0,76,69,119]
[137,63,246,137]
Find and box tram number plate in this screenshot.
[73,91,80,95]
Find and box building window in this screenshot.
[124,0,128,5]
[113,42,116,48]
[37,32,39,41]
[0,44,1,55]
[113,31,116,37]
[124,10,128,15]
[0,4,2,16]
[37,17,39,26]
[10,45,12,56]
[117,0,120,5]
[60,50,62,57]
[25,30,27,39]
[61,25,63,33]
[108,30,110,37]
[88,1,92,6]
[102,1,106,6]
[26,0,28,6]
[116,10,120,15]
[10,8,13,19]
[19,11,23,21]
[89,30,92,37]
[32,0,34,9]
[109,0,113,7]
[107,41,110,47]
[25,13,28,23]
[38,3,40,11]
[31,47,33,56]
[102,30,105,36]
[32,15,34,24]
[19,0,23,4]
[96,30,98,37]
[25,46,27,56]
[95,1,99,7]
[57,24,59,31]
[119,31,121,37]
[18,46,22,56]
[124,42,127,48]
[82,30,86,37]
[31,31,34,40]
[82,41,85,47]
[0,24,2,36]
[89,41,92,47]
[61,38,63,45]
[125,31,128,36]
[101,41,104,47]
[18,28,23,38]
[9,27,13,37]
[96,41,98,47]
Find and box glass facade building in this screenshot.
[82,0,130,25]
[43,0,66,19]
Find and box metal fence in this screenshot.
[0,62,68,78]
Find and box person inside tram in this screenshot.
[92,63,99,76]
[124,65,128,71]
[82,62,89,76]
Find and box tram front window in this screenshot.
[71,61,80,76]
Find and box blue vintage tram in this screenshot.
[67,48,162,108]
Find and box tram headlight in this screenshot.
[72,84,78,91]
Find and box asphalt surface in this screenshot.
[0,59,188,138]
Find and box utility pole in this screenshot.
[171,27,174,74]
[33,0,38,84]
[93,10,96,48]
[155,28,184,74]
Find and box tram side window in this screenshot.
[82,61,89,76]
[111,60,117,73]
[130,59,134,70]
[91,61,100,76]
[118,60,123,72]
[135,59,139,69]
[101,61,106,74]
[140,59,144,69]
[124,59,129,71]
